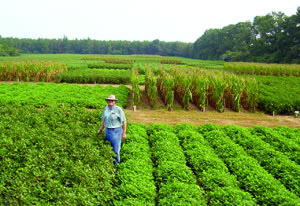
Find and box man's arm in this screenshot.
[98,121,105,134]
[122,120,126,140]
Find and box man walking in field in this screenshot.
[98,94,126,165]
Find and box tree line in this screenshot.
[193,7,300,63]
[0,37,192,58]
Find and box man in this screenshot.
[98,94,126,165]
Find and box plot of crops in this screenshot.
[0,83,129,109]
[1,106,299,205]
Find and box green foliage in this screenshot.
[131,67,141,106]
[157,67,174,111]
[0,105,115,205]
[228,75,245,112]
[244,78,258,113]
[114,124,156,205]
[0,61,67,82]
[171,68,193,110]
[0,37,192,57]
[145,64,158,108]
[256,75,300,114]
[211,76,228,112]
[149,129,206,205]
[199,126,300,205]
[224,125,300,196]
[88,62,133,70]
[0,43,20,56]
[192,75,209,111]
[0,83,130,109]
[175,127,257,206]
[55,69,131,84]
[192,8,300,63]
[225,62,300,77]
[250,126,300,164]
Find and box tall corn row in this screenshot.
[104,57,135,64]
[224,62,300,77]
[0,61,67,82]
[224,74,245,112]
[210,75,228,112]
[131,67,141,107]
[171,68,192,110]
[191,69,209,111]
[157,66,174,111]
[245,78,258,112]
[145,64,158,108]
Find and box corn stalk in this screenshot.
[157,66,174,111]
[245,78,258,112]
[145,64,158,108]
[131,67,141,106]
[211,75,228,112]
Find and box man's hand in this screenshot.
[97,129,103,135]
[122,133,126,140]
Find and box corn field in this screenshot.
[0,61,67,82]
[224,62,300,77]
[155,65,258,112]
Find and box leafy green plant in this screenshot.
[0,105,115,205]
[0,83,130,109]
[224,125,300,196]
[199,126,300,205]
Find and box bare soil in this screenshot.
[126,85,300,128]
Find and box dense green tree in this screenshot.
[0,41,20,56]
[193,7,300,63]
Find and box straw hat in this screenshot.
[105,94,118,101]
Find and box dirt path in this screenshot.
[126,86,300,128]
[125,109,300,128]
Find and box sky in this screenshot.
[0,0,299,43]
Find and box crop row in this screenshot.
[250,126,300,164]
[88,62,133,70]
[147,124,206,205]
[199,124,299,205]
[145,64,158,108]
[114,123,156,205]
[0,61,67,82]
[224,125,300,196]
[173,124,257,205]
[225,62,300,77]
[55,69,131,84]
[274,126,300,146]
[0,83,130,109]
